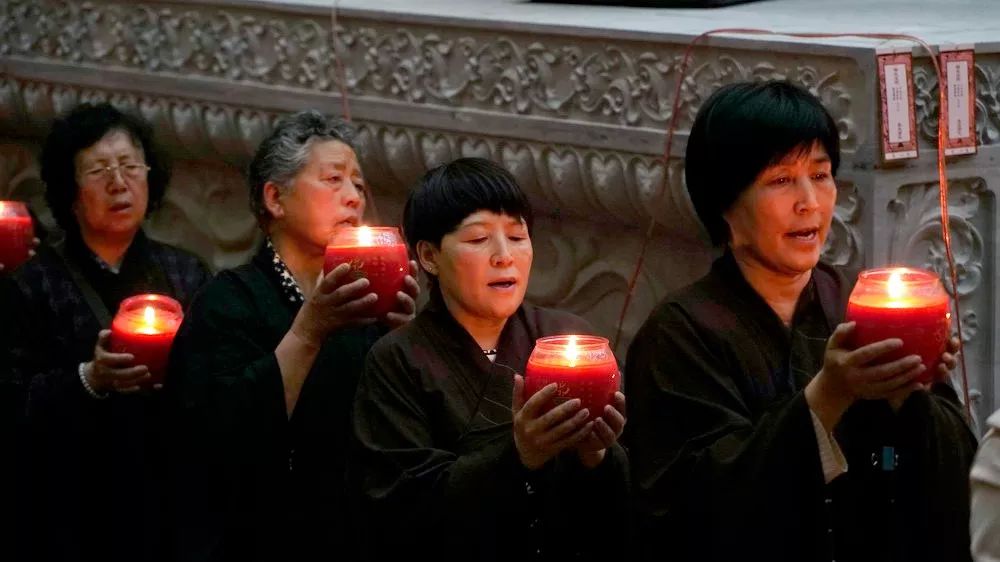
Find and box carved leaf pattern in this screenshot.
[913,61,1000,146]
[0,0,856,143]
[821,181,863,271]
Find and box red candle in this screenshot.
[324,226,408,319]
[109,294,184,386]
[0,201,35,271]
[845,267,951,384]
[524,335,620,422]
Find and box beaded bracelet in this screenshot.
[78,362,109,400]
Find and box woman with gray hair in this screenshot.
[166,110,418,562]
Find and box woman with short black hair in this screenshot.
[350,157,629,562]
[625,81,976,562]
[167,109,418,562]
[2,102,210,562]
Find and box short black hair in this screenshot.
[403,157,533,256]
[685,81,841,246]
[40,103,169,234]
[247,110,356,227]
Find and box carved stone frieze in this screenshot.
[888,177,994,423]
[821,181,863,273]
[1,0,860,146]
[913,56,1000,147]
[888,177,989,300]
[0,77,706,232]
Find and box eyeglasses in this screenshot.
[79,163,151,185]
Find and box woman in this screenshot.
[350,157,629,561]
[625,81,976,562]
[166,110,419,562]
[2,103,211,562]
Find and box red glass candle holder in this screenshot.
[109,294,184,386]
[323,226,409,319]
[845,267,951,384]
[524,335,620,422]
[0,201,34,271]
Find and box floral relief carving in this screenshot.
[913,58,1000,146]
[821,181,863,271]
[888,177,989,299]
[2,0,858,144]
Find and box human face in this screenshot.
[272,140,365,253]
[73,129,149,240]
[422,210,533,325]
[723,142,836,276]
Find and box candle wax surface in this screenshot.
[524,358,620,423]
[109,308,182,386]
[846,293,950,384]
[324,243,409,319]
[0,214,34,270]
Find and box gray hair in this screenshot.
[247,109,356,225]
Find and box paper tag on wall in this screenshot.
[940,45,977,156]
[877,48,918,162]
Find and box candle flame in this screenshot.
[357,225,373,246]
[143,305,156,327]
[564,335,579,366]
[887,270,906,301]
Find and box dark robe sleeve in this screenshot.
[894,382,977,562]
[166,273,287,562]
[352,330,630,560]
[624,303,828,561]
[350,339,534,557]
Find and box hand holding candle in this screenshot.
[0,201,35,271]
[323,226,410,320]
[845,267,951,384]
[109,294,183,388]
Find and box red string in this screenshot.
[613,29,973,423]
[330,0,382,224]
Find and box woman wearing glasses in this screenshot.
[1,103,210,562]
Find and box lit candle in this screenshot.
[0,201,35,271]
[324,226,409,319]
[524,335,620,422]
[845,267,951,384]
[109,294,184,387]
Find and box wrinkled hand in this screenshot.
[822,321,926,401]
[575,391,626,468]
[291,263,378,347]
[385,260,420,328]
[512,375,593,471]
[85,329,154,394]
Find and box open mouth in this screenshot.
[488,278,517,289]
[785,227,819,241]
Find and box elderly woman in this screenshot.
[624,81,977,562]
[1,103,210,562]
[166,110,418,562]
[349,157,629,561]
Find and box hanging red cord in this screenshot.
[330,0,382,224]
[613,28,973,423]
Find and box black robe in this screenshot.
[166,246,382,562]
[350,290,630,562]
[1,230,210,562]
[625,252,976,562]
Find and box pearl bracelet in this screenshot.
[78,362,109,400]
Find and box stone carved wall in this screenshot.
[0,0,863,147]
[914,55,1000,147]
[889,177,995,424]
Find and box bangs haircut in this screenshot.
[403,157,533,254]
[685,80,841,246]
